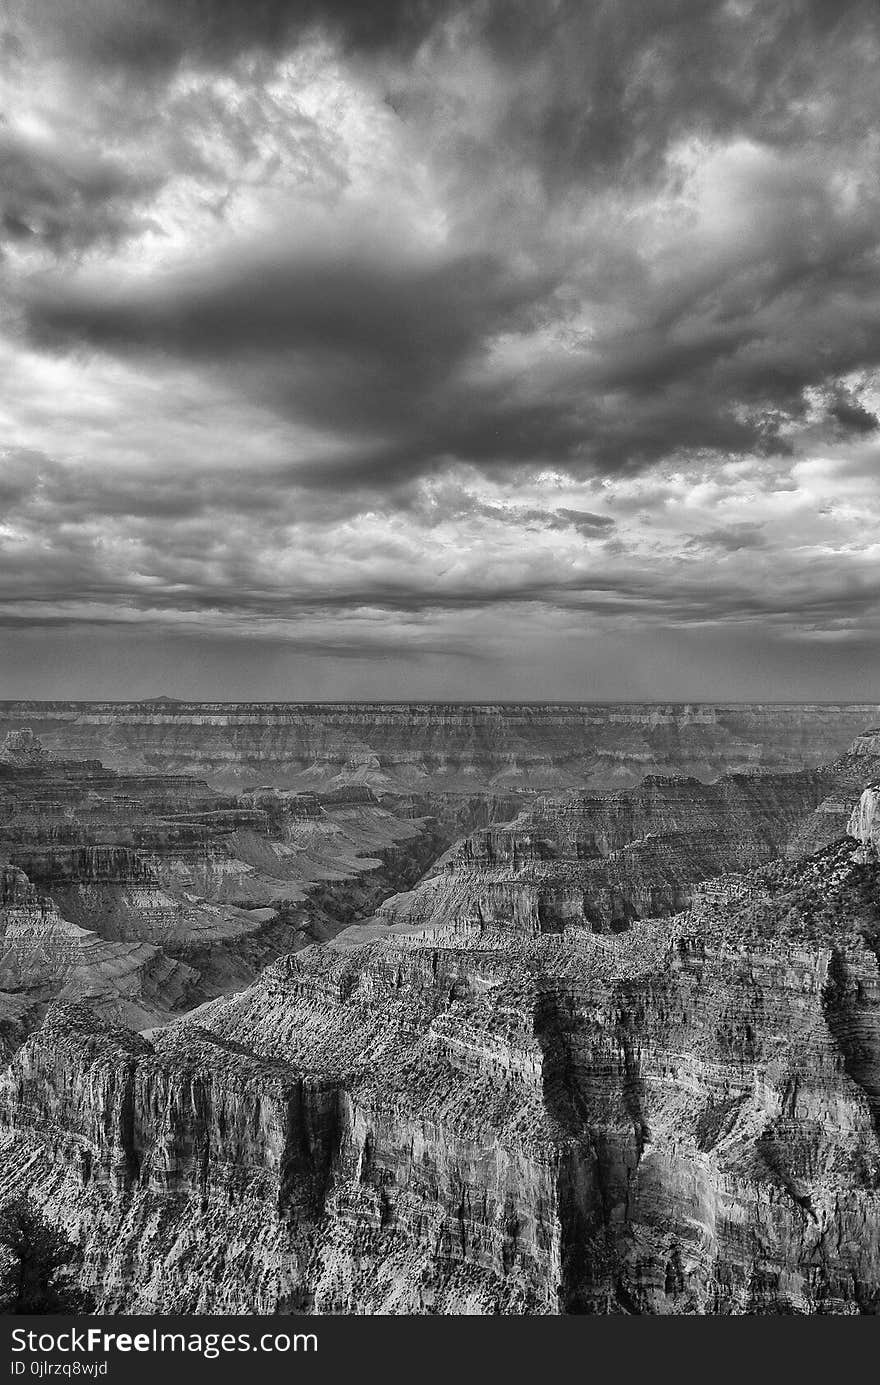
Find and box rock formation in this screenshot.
[849,785,880,861]
[786,729,880,859]
[0,728,49,768]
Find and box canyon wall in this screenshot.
[2,835,879,1313]
[2,702,879,792]
[376,770,832,935]
[3,713,880,1314]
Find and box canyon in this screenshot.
[2,700,879,792]
[1,704,880,1314]
[0,729,450,1033]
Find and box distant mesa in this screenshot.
[138,695,180,703]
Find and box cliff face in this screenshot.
[849,785,880,861]
[2,702,878,792]
[376,771,830,935]
[786,730,880,859]
[0,729,49,768]
[2,835,879,1314]
[0,1006,338,1311]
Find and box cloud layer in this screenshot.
[1,0,879,697]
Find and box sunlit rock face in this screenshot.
[849,785,880,861]
[2,702,878,792]
[1,835,879,1315]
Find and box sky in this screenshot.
[1,0,879,701]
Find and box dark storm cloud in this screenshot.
[19,104,880,490]
[13,2,878,181]
[2,532,874,635]
[9,0,460,75]
[12,0,880,494]
[0,125,162,253]
[19,246,567,480]
[394,0,880,193]
[0,448,402,531]
[23,246,543,378]
[827,395,879,434]
[23,206,880,489]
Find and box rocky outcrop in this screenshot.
[786,730,880,859]
[849,785,880,861]
[0,864,37,906]
[0,729,49,768]
[2,836,880,1313]
[2,702,879,792]
[0,1003,338,1200]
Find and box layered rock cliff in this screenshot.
[2,702,879,792]
[376,770,830,935]
[0,886,199,1031]
[3,709,880,1315]
[1,831,879,1313]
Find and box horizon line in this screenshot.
[2,698,880,709]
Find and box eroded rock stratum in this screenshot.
[2,708,880,1314]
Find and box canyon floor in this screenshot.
[1,704,880,1314]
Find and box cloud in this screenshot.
[385,0,880,203]
[827,394,879,434]
[17,120,880,490]
[685,523,767,553]
[7,0,462,76]
[0,124,162,254]
[22,240,541,379]
[1,0,880,694]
